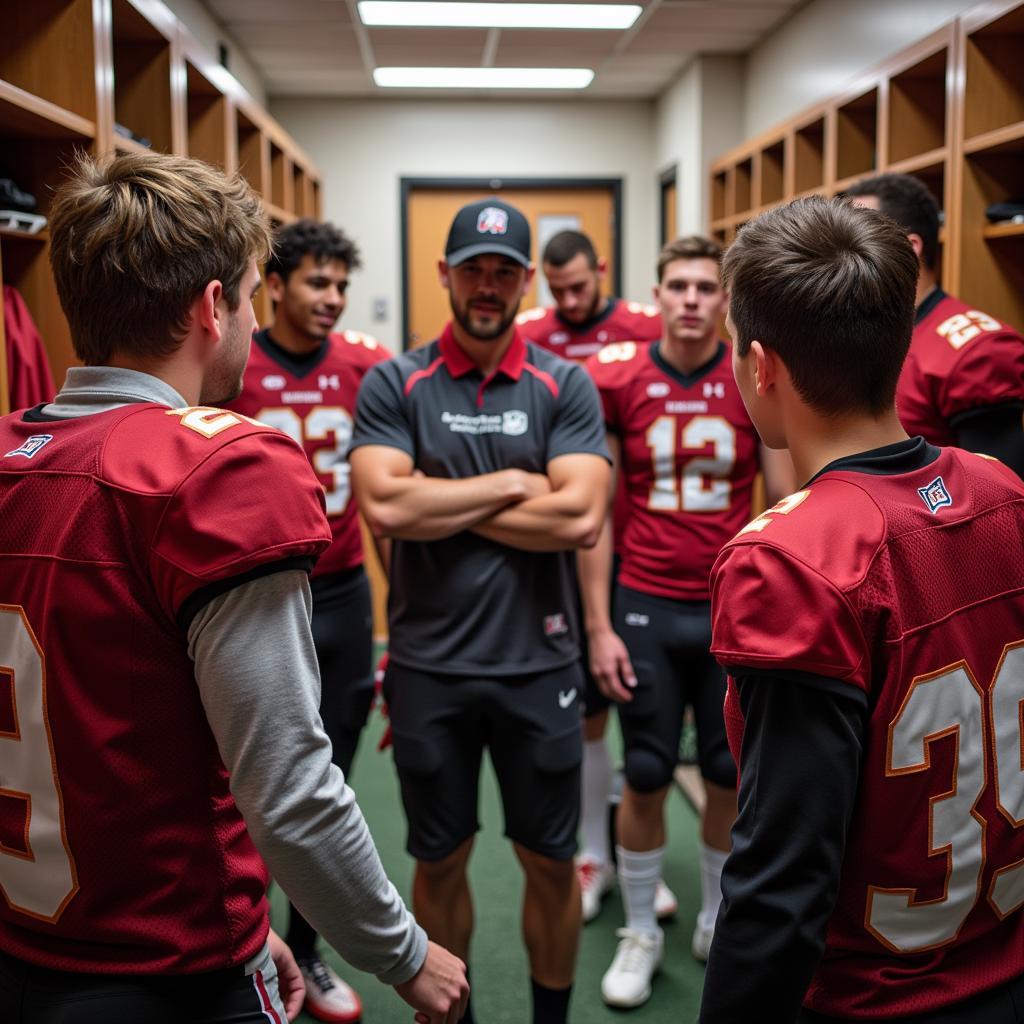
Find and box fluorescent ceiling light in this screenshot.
[373,67,595,89]
[359,2,641,30]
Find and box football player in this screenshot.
[700,196,1024,1022]
[581,236,793,1008]
[0,152,467,1024]
[847,173,1024,476]
[518,231,674,925]
[224,219,388,1023]
[516,230,661,363]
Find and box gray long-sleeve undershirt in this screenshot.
[42,366,427,986]
[188,571,425,985]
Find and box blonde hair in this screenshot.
[49,151,271,364]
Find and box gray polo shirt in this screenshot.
[351,323,608,676]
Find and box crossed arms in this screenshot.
[350,445,610,552]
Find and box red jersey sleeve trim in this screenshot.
[522,361,559,399]
[404,356,446,396]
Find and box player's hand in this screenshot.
[503,468,552,502]
[588,626,636,703]
[393,940,469,1024]
[267,928,305,1021]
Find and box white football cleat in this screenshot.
[299,957,363,1023]
[654,878,678,921]
[691,920,714,963]
[577,855,615,923]
[601,927,664,1008]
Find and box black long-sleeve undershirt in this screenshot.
[698,672,868,1024]
[951,402,1024,480]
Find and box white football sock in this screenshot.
[617,844,664,936]
[698,842,729,933]
[580,738,613,865]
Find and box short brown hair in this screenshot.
[657,235,722,283]
[844,173,940,271]
[723,196,917,416]
[49,151,271,365]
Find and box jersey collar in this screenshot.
[914,286,946,325]
[439,321,527,381]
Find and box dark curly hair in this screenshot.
[266,219,362,282]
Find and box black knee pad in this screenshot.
[624,746,674,793]
[700,745,737,790]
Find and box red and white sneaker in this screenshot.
[578,855,616,923]
[299,957,363,1023]
[654,879,679,921]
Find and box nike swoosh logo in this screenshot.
[558,688,577,709]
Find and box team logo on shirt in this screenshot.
[5,434,54,459]
[544,613,568,637]
[549,332,569,346]
[502,410,529,436]
[441,409,529,436]
[647,382,670,398]
[703,381,726,400]
[918,476,953,514]
[477,207,509,235]
[261,375,286,391]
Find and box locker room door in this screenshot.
[404,182,620,349]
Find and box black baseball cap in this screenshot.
[445,197,532,268]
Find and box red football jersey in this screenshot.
[899,291,1024,445]
[226,329,389,577]
[0,404,330,974]
[516,298,662,363]
[587,340,760,601]
[712,447,1024,1018]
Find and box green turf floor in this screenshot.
[272,708,707,1022]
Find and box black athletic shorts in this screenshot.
[798,968,1024,1023]
[383,661,584,862]
[310,565,375,775]
[0,941,287,1023]
[613,584,736,791]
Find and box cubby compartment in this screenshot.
[711,170,727,221]
[836,88,878,181]
[111,0,172,153]
[0,0,98,125]
[963,4,1024,142]
[734,158,752,214]
[758,140,786,206]
[236,109,269,197]
[186,62,227,168]
[794,117,825,193]
[270,142,292,213]
[889,49,949,163]
[959,138,1024,328]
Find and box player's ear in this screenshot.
[596,257,608,281]
[522,264,536,293]
[906,232,925,264]
[265,271,287,305]
[196,279,224,342]
[438,259,451,289]
[750,340,773,396]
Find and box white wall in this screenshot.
[162,0,267,105]
[655,56,744,234]
[270,98,658,349]
[744,0,976,138]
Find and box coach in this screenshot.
[350,197,610,1024]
